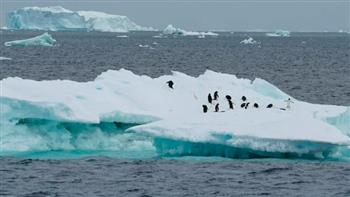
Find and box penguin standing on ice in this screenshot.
[166,80,174,89]
[284,98,294,110]
[241,96,247,108]
[266,104,273,108]
[202,105,208,113]
[213,91,219,100]
[215,103,220,112]
[226,95,234,110]
[208,93,213,104]
[253,103,259,108]
[244,102,250,109]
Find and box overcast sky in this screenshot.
[0,0,349,32]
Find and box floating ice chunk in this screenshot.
[266,30,291,37]
[117,35,128,38]
[4,32,56,47]
[240,37,258,44]
[0,56,12,60]
[1,69,349,158]
[6,6,155,32]
[138,44,150,48]
[162,24,218,37]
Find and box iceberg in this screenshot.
[4,32,56,47]
[162,24,218,37]
[240,37,258,44]
[6,6,154,32]
[266,30,291,37]
[1,69,349,159]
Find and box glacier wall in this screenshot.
[6,6,154,32]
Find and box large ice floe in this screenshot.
[1,69,349,159]
[266,30,291,37]
[4,32,56,47]
[162,24,218,37]
[6,6,154,32]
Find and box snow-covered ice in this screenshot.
[4,32,56,47]
[1,69,349,159]
[6,6,154,32]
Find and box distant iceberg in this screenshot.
[6,6,154,32]
[162,24,218,37]
[4,32,56,47]
[240,37,258,44]
[266,30,291,37]
[0,56,12,60]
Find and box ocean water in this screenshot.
[1,31,350,196]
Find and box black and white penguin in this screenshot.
[166,80,174,89]
[242,96,247,102]
[267,104,273,108]
[208,93,213,104]
[215,103,219,112]
[228,100,234,109]
[245,102,250,109]
[254,103,259,108]
[213,91,219,100]
[225,95,232,100]
[202,105,208,113]
[241,103,246,108]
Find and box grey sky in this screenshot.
[1,0,349,32]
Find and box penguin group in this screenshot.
[201,91,292,113]
[165,80,293,114]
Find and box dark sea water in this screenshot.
[1,31,350,196]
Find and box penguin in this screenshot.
[267,104,273,108]
[215,103,219,112]
[242,96,247,102]
[225,95,232,100]
[202,105,208,113]
[166,80,174,89]
[241,103,246,108]
[213,91,219,100]
[245,102,250,109]
[208,93,213,104]
[254,103,259,108]
[228,100,234,109]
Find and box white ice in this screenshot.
[240,37,258,44]
[0,56,12,60]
